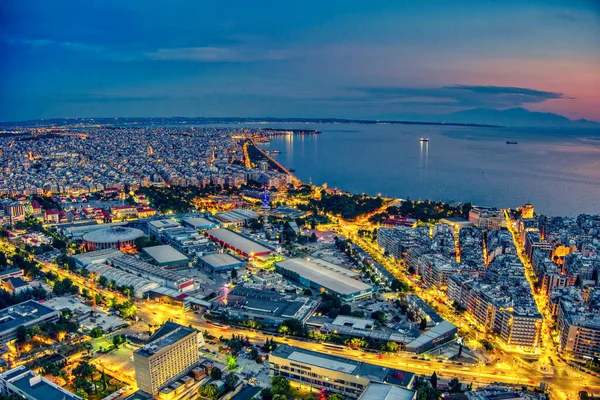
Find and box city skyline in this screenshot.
[1,0,599,122]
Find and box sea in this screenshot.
[249,123,600,217]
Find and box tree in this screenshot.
[210,366,222,380]
[74,388,89,399]
[449,377,462,393]
[16,325,28,343]
[73,377,92,393]
[303,288,313,296]
[328,395,345,400]
[201,384,219,400]
[226,353,238,370]
[0,252,7,266]
[340,304,352,316]
[371,311,387,325]
[419,318,428,330]
[430,372,438,389]
[90,327,104,338]
[271,376,291,395]
[383,341,399,353]
[73,361,95,380]
[279,319,306,337]
[112,334,126,348]
[225,373,239,390]
[416,385,439,400]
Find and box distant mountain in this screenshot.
[444,107,599,128]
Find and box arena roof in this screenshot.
[142,245,189,266]
[82,226,144,244]
[276,258,372,296]
[205,229,271,256]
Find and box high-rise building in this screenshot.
[134,322,202,396]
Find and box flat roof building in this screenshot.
[142,244,189,268]
[73,248,123,268]
[198,253,246,272]
[182,217,218,230]
[147,218,181,235]
[226,286,320,326]
[269,345,414,399]
[0,300,59,342]
[0,366,82,400]
[276,258,373,302]
[405,320,457,353]
[134,321,202,396]
[359,383,415,400]
[204,228,272,258]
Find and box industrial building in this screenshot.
[204,228,272,258]
[147,218,181,236]
[86,263,161,298]
[73,248,123,268]
[275,258,373,302]
[82,226,144,251]
[0,366,82,400]
[110,254,195,292]
[225,286,320,327]
[0,300,59,342]
[142,244,189,268]
[198,252,246,272]
[269,345,414,399]
[182,217,218,230]
[134,322,203,396]
[214,209,259,226]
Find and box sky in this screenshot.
[1,0,599,122]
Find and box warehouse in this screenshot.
[110,254,195,292]
[86,263,161,298]
[142,245,189,268]
[182,217,218,230]
[204,228,272,258]
[198,253,245,272]
[275,258,373,302]
[73,248,123,268]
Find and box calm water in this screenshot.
[254,123,600,217]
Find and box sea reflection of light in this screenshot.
[419,141,429,168]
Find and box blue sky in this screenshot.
[1,0,599,121]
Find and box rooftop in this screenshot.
[276,258,372,296]
[199,253,245,268]
[271,345,413,385]
[0,300,58,333]
[205,228,272,256]
[0,366,81,400]
[142,245,189,265]
[183,217,218,228]
[359,383,415,400]
[135,321,198,358]
[82,226,144,244]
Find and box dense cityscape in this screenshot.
[0,123,597,400]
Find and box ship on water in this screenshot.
[506,140,518,144]
[419,137,430,142]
